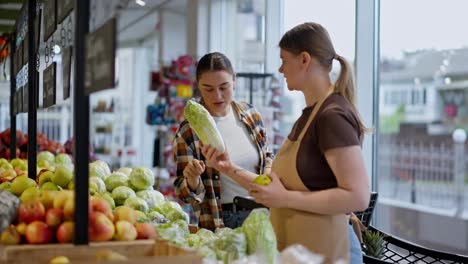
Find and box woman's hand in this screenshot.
[183,159,205,190]
[200,143,233,174]
[249,172,289,208]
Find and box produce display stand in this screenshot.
[0,238,202,264]
[2,1,203,263]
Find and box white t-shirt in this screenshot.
[213,106,259,204]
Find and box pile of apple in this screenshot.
[0,129,66,159]
[0,152,75,202]
[0,190,157,245]
[0,158,28,184]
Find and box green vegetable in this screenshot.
[212,228,247,263]
[89,160,111,180]
[124,196,149,213]
[89,176,106,195]
[156,219,190,247]
[105,172,129,192]
[136,189,164,209]
[154,200,189,223]
[111,186,136,206]
[37,151,55,163]
[241,208,277,264]
[55,153,73,165]
[129,167,155,191]
[183,100,225,152]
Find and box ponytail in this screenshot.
[334,55,370,136]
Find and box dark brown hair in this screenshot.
[279,22,367,135]
[196,52,235,81]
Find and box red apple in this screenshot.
[0,226,21,245]
[45,208,63,228]
[25,221,53,244]
[89,212,115,242]
[135,223,157,239]
[56,221,74,243]
[18,200,46,223]
[90,196,113,220]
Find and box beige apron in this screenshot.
[270,90,350,263]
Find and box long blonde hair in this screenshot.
[279,22,367,135]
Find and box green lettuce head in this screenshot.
[111,186,136,206]
[129,167,155,191]
[124,196,149,213]
[104,172,129,192]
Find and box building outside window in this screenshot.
[377,0,468,254]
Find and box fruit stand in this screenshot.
[0,1,283,264]
[0,0,205,263]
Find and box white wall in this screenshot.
[159,9,187,64]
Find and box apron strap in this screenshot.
[296,86,335,141]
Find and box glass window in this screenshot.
[281,0,355,136]
[378,0,468,254]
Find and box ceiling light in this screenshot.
[135,0,146,6]
[53,44,61,54]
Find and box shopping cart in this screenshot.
[356,192,468,263]
[363,226,468,264]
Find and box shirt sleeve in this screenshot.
[173,125,206,204]
[317,107,361,153]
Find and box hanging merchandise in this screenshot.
[0,34,10,64]
[146,55,196,125]
[146,96,167,125]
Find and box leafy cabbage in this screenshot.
[136,189,164,209]
[124,196,149,213]
[111,186,136,206]
[104,172,129,192]
[129,167,155,191]
[183,100,225,152]
[241,208,277,264]
[89,160,111,180]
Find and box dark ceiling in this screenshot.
[0,0,24,34]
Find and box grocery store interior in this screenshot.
[0,0,467,263]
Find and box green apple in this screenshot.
[41,182,60,191]
[0,182,12,191]
[19,186,41,202]
[38,171,54,186]
[10,176,37,196]
[51,165,73,188]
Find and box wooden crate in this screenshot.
[0,239,201,264]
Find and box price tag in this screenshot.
[43,0,57,41]
[62,46,72,100]
[43,62,57,108]
[35,9,42,52]
[85,18,116,95]
[57,0,73,24]
[23,33,29,66]
[23,84,29,112]
[18,87,23,113]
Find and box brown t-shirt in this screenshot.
[288,93,361,191]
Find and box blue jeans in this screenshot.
[349,224,363,264]
[222,210,251,229]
